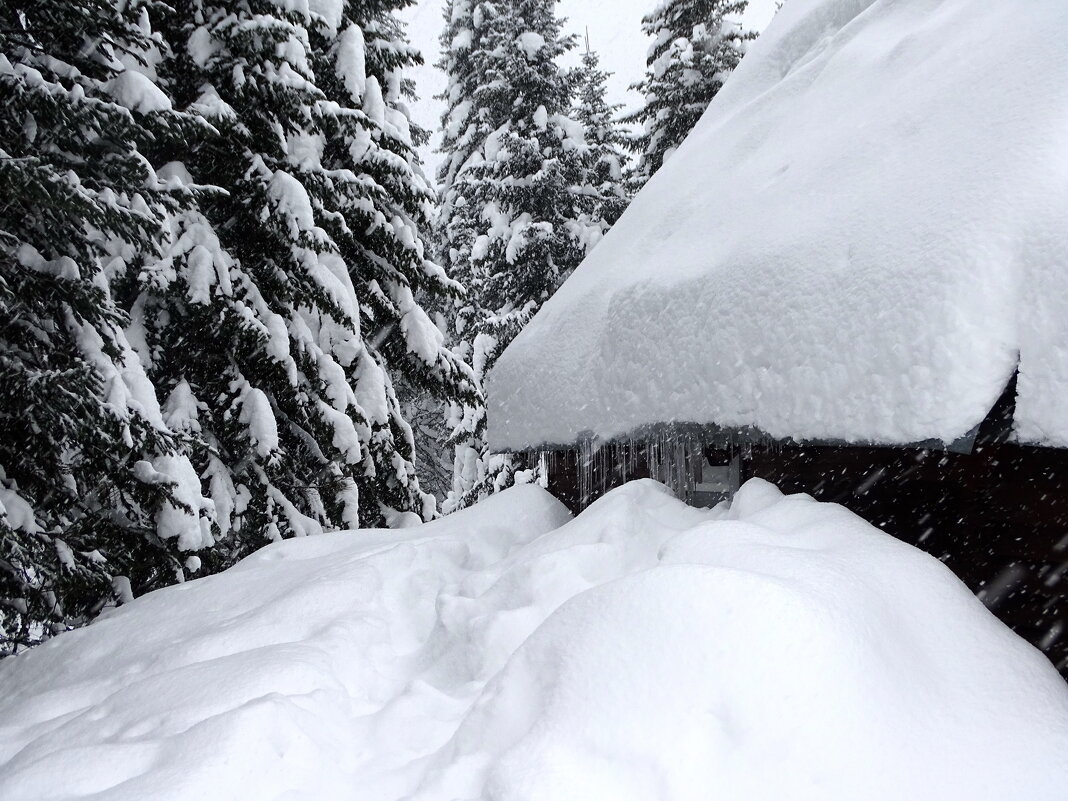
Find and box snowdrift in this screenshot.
[2,480,1067,800]
[487,0,1068,450]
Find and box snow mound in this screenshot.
[2,480,1067,800]
[487,0,1068,450]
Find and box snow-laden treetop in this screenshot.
[3,481,1066,799]
[487,0,1068,450]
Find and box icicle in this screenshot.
[651,430,666,487]
[674,436,685,500]
[687,436,697,497]
[578,438,591,509]
[657,431,667,492]
[584,440,590,507]
[646,438,653,483]
[599,441,607,498]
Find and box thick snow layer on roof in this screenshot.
[2,480,1067,801]
[487,0,1068,450]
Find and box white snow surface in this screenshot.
[104,69,172,113]
[336,23,367,103]
[487,0,1068,450]
[2,479,1067,801]
[515,31,547,59]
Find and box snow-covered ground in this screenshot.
[2,479,1066,800]
[400,0,781,177]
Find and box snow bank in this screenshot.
[399,0,781,176]
[487,0,1068,450]
[2,480,1066,800]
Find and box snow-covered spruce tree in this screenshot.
[126,0,477,555]
[574,44,631,229]
[309,1,479,523]
[0,0,215,652]
[437,0,610,512]
[624,0,754,189]
[398,376,456,503]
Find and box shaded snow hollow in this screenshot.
[487,0,1068,450]
[2,480,1067,800]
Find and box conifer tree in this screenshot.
[312,2,479,521]
[624,0,754,189]
[124,0,476,559]
[437,0,611,511]
[0,0,214,652]
[574,43,631,230]
[399,376,455,503]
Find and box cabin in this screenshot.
[484,0,1068,676]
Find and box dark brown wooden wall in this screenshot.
[747,442,1068,676]
[542,442,655,512]
[544,441,1068,677]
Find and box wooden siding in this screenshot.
[747,441,1068,677]
[543,438,1068,678]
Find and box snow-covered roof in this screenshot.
[487,0,1068,451]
